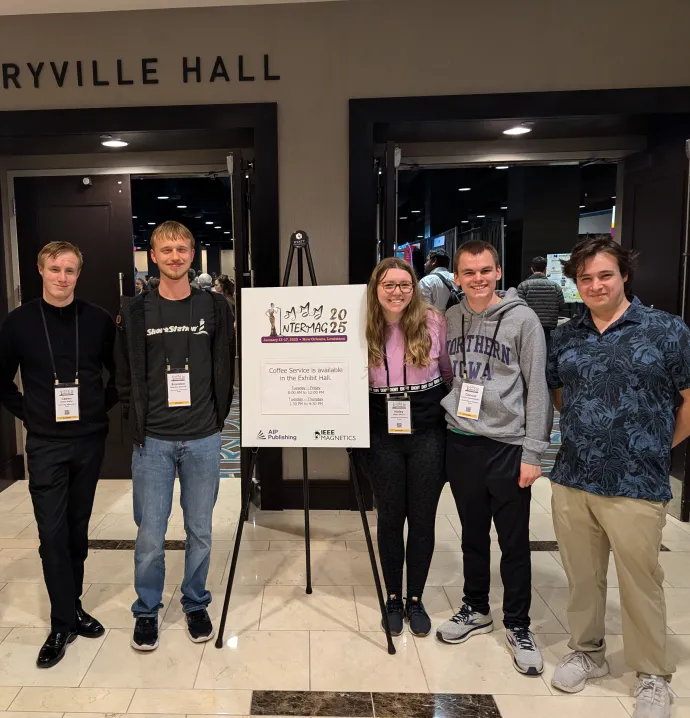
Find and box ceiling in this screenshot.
[131,176,233,251]
[0,0,351,15]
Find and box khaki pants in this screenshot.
[551,482,675,678]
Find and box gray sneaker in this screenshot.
[436,603,493,644]
[633,676,671,718]
[506,627,544,676]
[552,651,610,693]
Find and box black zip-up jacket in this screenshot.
[115,290,235,446]
[0,298,118,440]
[516,273,566,330]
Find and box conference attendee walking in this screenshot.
[436,240,552,676]
[419,249,459,311]
[354,257,452,638]
[547,236,687,718]
[516,256,565,349]
[116,221,235,651]
[0,242,117,668]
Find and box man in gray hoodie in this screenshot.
[436,240,552,677]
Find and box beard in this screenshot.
[159,263,189,280]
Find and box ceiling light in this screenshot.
[417,235,424,238]
[195,216,202,219]
[224,231,231,235]
[148,222,155,226]
[399,216,408,220]
[411,210,421,214]
[205,221,213,225]
[580,205,585,209]
[101,136,128,148]
[157,196,169,200]
[496,165,509,170]
[461,220,469,224]
[501,206,508,210]
[214,226,221,229]
[503,124,532,136]
[458,187,471,192]
[177,205,187,209]
[132,215,137,219]
[612,196,616,200]
[476,215,486,218]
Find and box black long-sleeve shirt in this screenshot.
[0,298,118,440]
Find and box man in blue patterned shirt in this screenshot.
[547,236,690,718]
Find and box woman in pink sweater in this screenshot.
[354,257,452,638]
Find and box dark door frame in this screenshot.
[349,85,690,285]
[0,102,281,485]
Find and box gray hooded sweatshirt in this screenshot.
[441,287,552,466]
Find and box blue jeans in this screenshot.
[131,433,222,618]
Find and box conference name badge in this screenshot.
[457,379,484,421]
[167,369,192,407]
[386,396,412,435]
[55,383,80,423]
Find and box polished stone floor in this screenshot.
[1,476,690,717]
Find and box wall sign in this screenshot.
[1,54,280,90]
[242,285,370,448]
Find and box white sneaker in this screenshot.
[506,627,544,676]
[551,651,610,693]
[633,675,672,718]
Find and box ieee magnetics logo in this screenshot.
[256,429,356,442]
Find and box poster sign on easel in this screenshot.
[241,284,370,448]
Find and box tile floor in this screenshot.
[0,477,689,716]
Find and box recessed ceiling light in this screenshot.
[157,196,169,200]
[458,187,471,192]
[580,205,585,209]
[148,222,155,225]
[214,226,221,229]
[417,235,424,238]
[132,215,137,219]
[496,165,509,170]
[611,196,616,200]
[205,221,213,225]
[101,136,128,148]
[224,231,231,235]
[177,205,187,209]
[476,215,486,218]
[411,210,421,214]
[503,124,532,136]
[461,220,469,224]
[195,216,202,219]
[501,206,508,210]
[399,216,408,220]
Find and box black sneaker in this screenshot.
[382,595,404,636]
[131,617,159,652]
[405,596,432,637]
[186,609,215,643]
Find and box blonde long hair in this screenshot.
[366,257,438,368]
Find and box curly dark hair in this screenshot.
[563,236,639,284]
[215,274,235,298]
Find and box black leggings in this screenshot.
[354,426,446,598]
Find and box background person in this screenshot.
[547,237,686,718]
[135,278,145,295]
[516,256,565,348]
[116,221,235,652]
[353,257,452,638]
[0,241,117,668]
[419,249,459,311]
[436,240,552,677]
[197,273,213,292]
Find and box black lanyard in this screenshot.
[156,289,194,371]
[461,312,504,381]
[40,300,79,386]
[383,352,408,389]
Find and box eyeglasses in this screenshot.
[379,281,414,294]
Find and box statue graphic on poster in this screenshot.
[266,303,280,337]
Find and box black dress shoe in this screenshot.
[36,631,77,669]
[76,607,105,638]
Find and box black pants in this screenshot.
[446,431,531,628]
[26,434,106,632]
[543,327,552,354]
[354,426,445,598]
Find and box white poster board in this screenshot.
[241,284,370,448]
[546,253,582,304]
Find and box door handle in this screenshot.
[118,272,124,296]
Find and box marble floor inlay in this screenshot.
[250,690,374,716]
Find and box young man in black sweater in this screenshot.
[116,221,234,651]
[0,241,117,668]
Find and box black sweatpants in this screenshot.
[446,431,532,629]
[26,433,106,632]
[354,426,446,598]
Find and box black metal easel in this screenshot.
[215,231,395,655]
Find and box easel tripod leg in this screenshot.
[303,447,312,594]
[347,449,396,655]
[215,448,258,649]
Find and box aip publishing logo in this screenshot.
[314,429,357,442]
[257,430,267,440]
[256,429,297,442]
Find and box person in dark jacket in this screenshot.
[0,241,116,669]
[516,256,565,348]
[116,221,235,652]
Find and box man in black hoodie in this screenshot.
[0,241,117,668]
